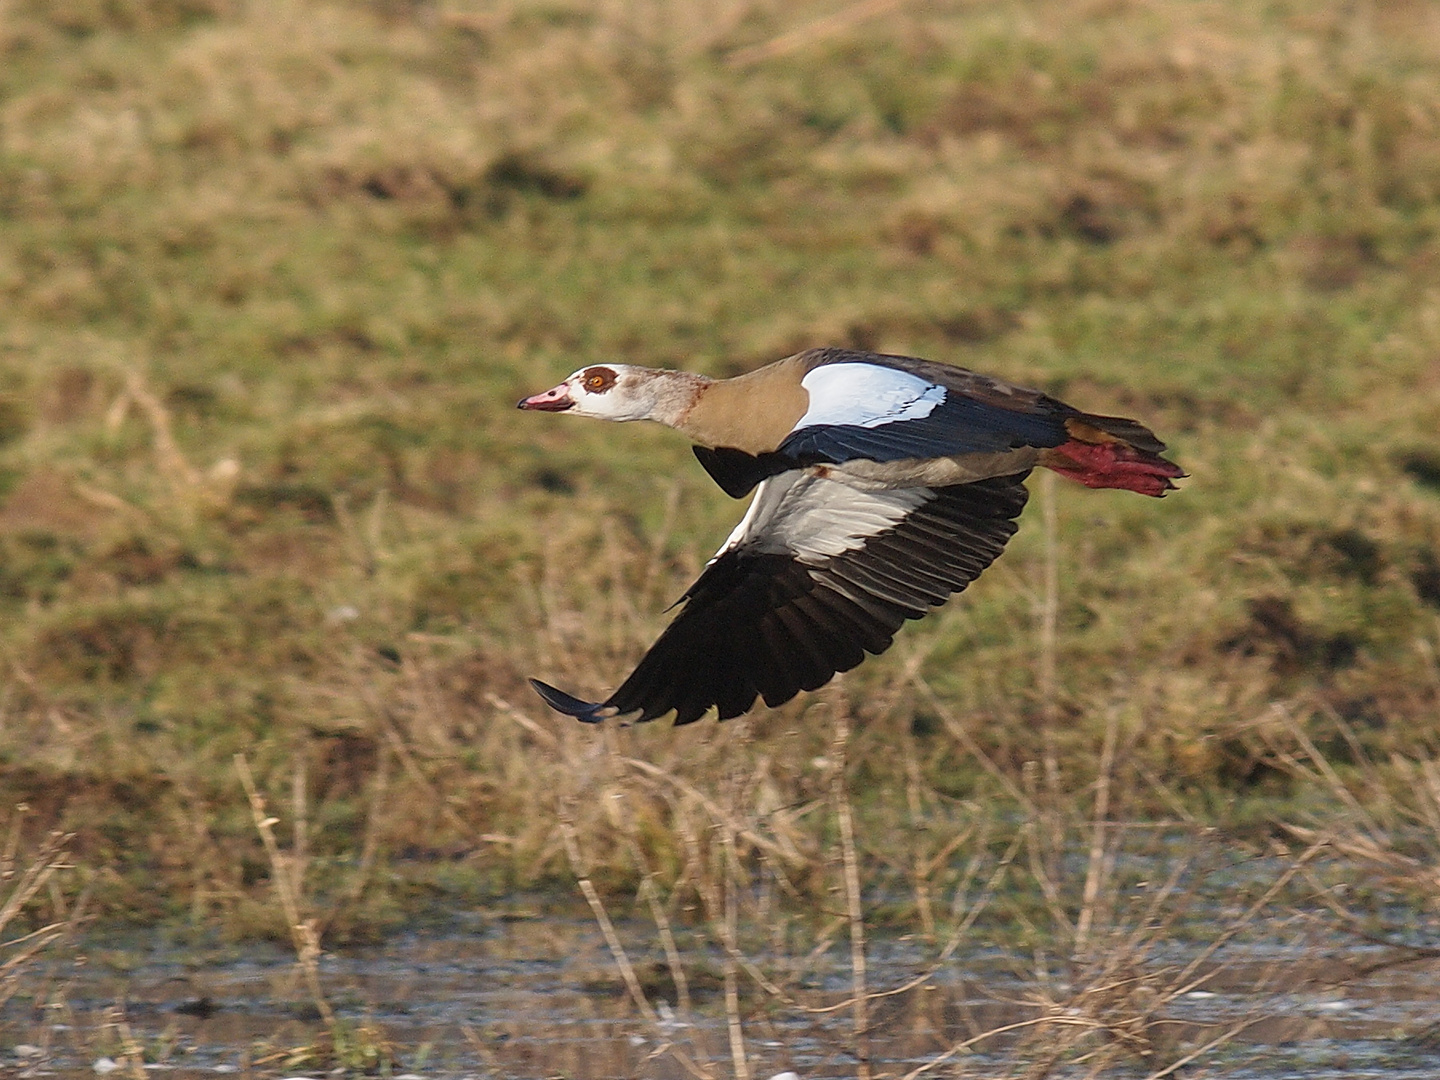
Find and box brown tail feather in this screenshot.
[1065,414,1169,455]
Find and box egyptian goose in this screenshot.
[518,347,1182,725]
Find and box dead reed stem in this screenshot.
[830,692,872,1080]
[234,754,334,1030]
[1075,707,1120,954]
[350,654,481,843]
[899,1013,1110,1080]
[1270,705,1383,835]
[916,676,1030,807]
[869,827,1023,1006]
[1141,1016,1267,1080]
[622,756,809,869]
[556,801,661,1027]
[0,826,71,933]
[558,797,717,1078]
[1037,469,1064,875]
[1170,836,1330,997]
[100,1003,147,1080]
[622,826,694,1018]
[1038,471,1059,745]
[1021,765,1074,937]
[332,745,391,921]
[605,745,694,1019]
[720,819,750,1080]
[903,746,937,941]
[0,826,75,1010]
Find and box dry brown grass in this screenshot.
[0,0,1436,1069]
[530,679,1353,1077]
[0,821,76,1008]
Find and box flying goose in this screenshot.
[518,347,1182,725]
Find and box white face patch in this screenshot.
[793,363,946,432]
[563,364,655,421]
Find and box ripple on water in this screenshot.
[3,920,1440,1078]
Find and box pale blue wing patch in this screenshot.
[793,363,947,432]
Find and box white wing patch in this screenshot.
[794,363,946,432]
[714,473,932,567]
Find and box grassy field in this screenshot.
[2,0,1440,1038]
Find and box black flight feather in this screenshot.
[530,472,1030,725]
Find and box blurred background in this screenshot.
[1,0,1439,1057]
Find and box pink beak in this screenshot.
[517,382,574,412]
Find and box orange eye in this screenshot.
[580,366,617,392]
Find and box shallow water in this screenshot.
[6,914,1440,1079]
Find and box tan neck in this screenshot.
[671,355,813,454]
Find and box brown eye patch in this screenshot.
[581,366,617,393]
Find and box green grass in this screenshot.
[0,0,1439,936]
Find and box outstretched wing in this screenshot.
[529,470,1030,725]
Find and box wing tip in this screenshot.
[528,678,617,724]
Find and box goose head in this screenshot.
[517,364,706,424]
